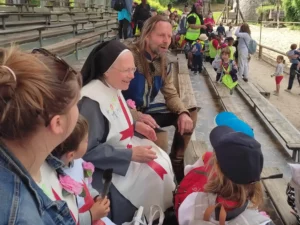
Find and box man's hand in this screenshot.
[135,121,157,141]
[177,113,194,135]
[201,25,207,29]
[137,112,159,129]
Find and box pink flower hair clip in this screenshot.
[83,161,95,183]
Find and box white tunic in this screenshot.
[81,80,176,220]
[39,162,79,223]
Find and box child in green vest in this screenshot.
[216,47,238,95]
[226,37,235,61]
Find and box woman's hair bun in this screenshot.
[0,65,17,102]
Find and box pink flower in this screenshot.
[83,161,95,172]
[59,175,83,195]
[259,211,270,218]
[126,99,136,109]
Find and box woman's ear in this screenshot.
[65,151,75,162]
[48,115,64,135]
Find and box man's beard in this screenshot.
[149,43,168,58]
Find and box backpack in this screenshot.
[243,38,257,55]
[178,16,187,35]
[174,166,208,218]
[113,0,125,11]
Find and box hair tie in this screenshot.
[1,65,16,82]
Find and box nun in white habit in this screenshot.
[79,40,175,225]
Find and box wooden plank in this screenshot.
[238,81,300,146]
[177,54,189,74]
[176,53,198,110]
[262,167,297,225]
[177,72,198,110]
[184,140,208,166]
[3,20,46,26]
[0,25,45,34]
[79,30,110,40]
[48,22,76,28]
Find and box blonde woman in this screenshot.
[0,47,81,225]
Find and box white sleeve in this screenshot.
[273,65,281,76]
[178,192,199,225]
[235,27,250,39]
[234,26,240,36]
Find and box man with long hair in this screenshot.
[122,16,198,182]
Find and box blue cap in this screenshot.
[215,112,254,138]
[210,126,263,184]
[215,112,238,126]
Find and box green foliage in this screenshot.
[29,0,40,6]
[283,0,300,22]
[159,0,170,7]
[135,0,182,14]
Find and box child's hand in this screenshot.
[90,197,110,220]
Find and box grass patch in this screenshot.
[213,11,222,20]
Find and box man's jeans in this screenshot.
[287,64,298,90]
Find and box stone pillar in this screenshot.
[239,0,261,21]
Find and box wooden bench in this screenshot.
[76,29,111,59]
[0,25,45,47]
[73,17,89,22]
[51,11,75,22]
[0,13,9,30]
[237,79,300,161]
[47,22,77,36]
[44,37,81,56]
[262,167,297,225]
[0,3,37,13]
[43,29,111,59]
[269,10,285,21]
[177,54,198,111]
[89,18,110,28]
[21,13,51,24]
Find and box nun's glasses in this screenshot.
[112,66,137,74]
[31,48,77,83]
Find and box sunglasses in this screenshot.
[31,48,77,83]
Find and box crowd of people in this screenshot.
[1,1,300,225]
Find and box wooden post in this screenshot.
[258,45,262,59]
[38,29,43,47]
[75,42,79,60]
[2,17,6,30]
[276,0,280,29]
[235,0,239,25]
[226,0,229,24]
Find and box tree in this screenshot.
[283,0,300,22]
